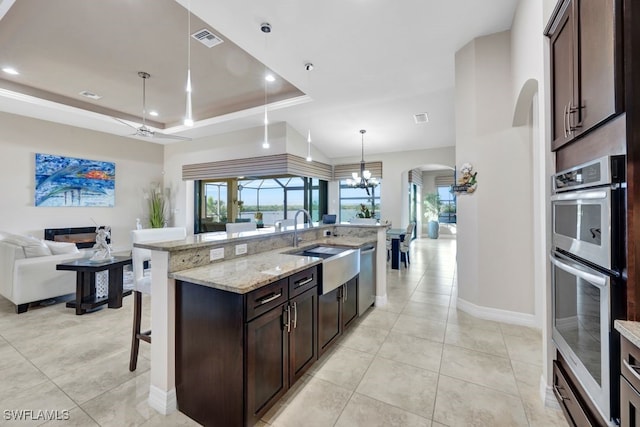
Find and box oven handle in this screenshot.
[551,189,608,202]
[549,252,607,288]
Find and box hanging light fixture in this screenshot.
[261,23,271,149]
[346,129,378,195]
[183,0,194,127]
[305,62,314,162]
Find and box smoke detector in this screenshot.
[413,112,429,124]
[191,29,224,48]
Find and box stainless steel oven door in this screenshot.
[551,251,611,422]
[551,187,611,269]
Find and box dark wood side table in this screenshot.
[56,256,132,315]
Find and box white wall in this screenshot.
[0,111,164,249]
[455,31,536,319]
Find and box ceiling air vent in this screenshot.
[191,29,224,48]
[79,90,102,100]
[413,112,429,124]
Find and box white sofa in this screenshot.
[0,231,86,313]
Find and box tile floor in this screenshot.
[0,237,568,426]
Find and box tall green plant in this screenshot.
[423,193,441,222]
[147,184,167,228]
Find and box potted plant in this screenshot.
[146,183,168,228]
[424,193,441,239]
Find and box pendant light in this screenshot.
[261,23,271,149]
[184,0,194,127]
[346,129,378,196]
[305,62,314,162]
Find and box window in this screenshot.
[437,185,456,223]
[339,181,381,222]
[195,177,327,233]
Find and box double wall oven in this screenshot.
[551,155,626,424]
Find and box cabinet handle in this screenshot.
[292,302,298,329]
[623,359,640,383]
[553,385,567,402]
[257,292,282,305]
[294,276,314,288]
[568,103,582,133]
[563,103,569,138]
[284,305,291,333]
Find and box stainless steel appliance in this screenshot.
[358,245,376,316]
[551,155,626,424]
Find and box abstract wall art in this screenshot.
[35,153,115,207]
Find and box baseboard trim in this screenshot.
[148,385,177,415]
[456,297,538,328]
[375,294,388,307]
[540,374,561,410]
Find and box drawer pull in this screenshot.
[294,277,314,288]
[292,302,298,329]
[285,305,291,333]
[553,385,567,402]
[257,292,282,305]
[623,359,640,382]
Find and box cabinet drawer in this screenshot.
[621,376,640,427]
[553,360,592,427]
[289,266,318,298]
[622,337,640,393]
[246,278,289,321]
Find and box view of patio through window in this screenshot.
[339,181,381,222]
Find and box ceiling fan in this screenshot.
[114,71,191,141]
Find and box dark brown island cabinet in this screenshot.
[545,0,623,151]
[620,337,640,426]
[175,266,323,427]
[318,276,358,357]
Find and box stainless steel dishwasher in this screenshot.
[358,245,376,316]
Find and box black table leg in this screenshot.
[391,238,400,270]
[108,266,124,308]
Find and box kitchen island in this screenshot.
[134,223,388,418]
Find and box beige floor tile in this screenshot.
[377,330,443,373]
[409,292,451,307]
[447,309,501,332]
[40,408,99,426]
[392,314,447,343]
[356,357,438,419]
[433,375,529,427]
[444,324,508,357]
[0,381,77,427]
[339,325,389,354]
[335,393,431,427]
[309,346,374,390]
[0,358,50,402]
[358,309,400,330]
[504,333,543,366]
[402,300,449,323]
[81,371,154,426]
[140,411,202,426]
[51,348,149,405]
[499,322,542,340]
[440,344,518,395]
[414,282,453,296]
[376,295,409,314]
[263,376,351,427]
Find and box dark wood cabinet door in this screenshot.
[318,287,341,356]
[621,376,640,427]
[549,1,577,150]
[577,0,622,134]
[246,304,289,426]
[289,287,317,384]
[342,277,358,331]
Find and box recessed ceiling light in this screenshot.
[265,74,275,82]
[79,90,102,100]
[149,111,159,117]
[413,112,429,124]
[2,67,19,75]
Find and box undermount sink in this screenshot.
[289,245,360,294]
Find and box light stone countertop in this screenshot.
[615,320,640,348]
[169,236,376,294]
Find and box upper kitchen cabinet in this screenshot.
[545,0,623,151]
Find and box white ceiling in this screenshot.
[0,0,518,158]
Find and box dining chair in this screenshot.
[129,227,187,371]
[399,222,415,268]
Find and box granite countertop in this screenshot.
[170,236,376,294]
[615,320,640,348]
[135,223,387,252]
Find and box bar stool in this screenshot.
[129,227,187,371]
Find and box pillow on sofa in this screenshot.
[1,234,53,258]
[44,240,80,255]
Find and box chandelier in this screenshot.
[347,129,378,195]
